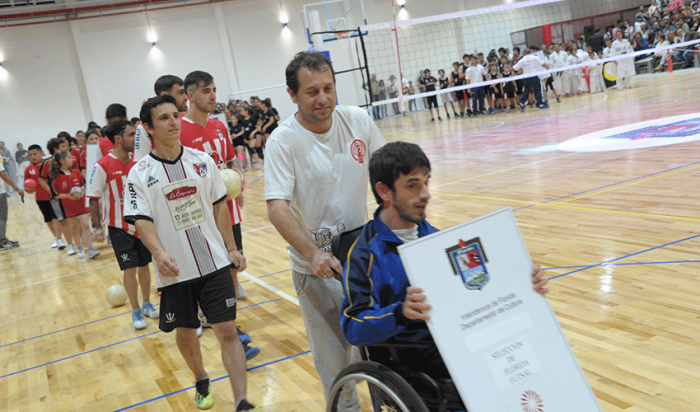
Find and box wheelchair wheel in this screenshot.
[327,361,430,412]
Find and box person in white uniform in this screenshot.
[124,94,259,412]
[612,31,633,90]
[265,51,386,411]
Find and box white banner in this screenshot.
[398,207,602,412]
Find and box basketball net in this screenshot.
[335,30,352,49]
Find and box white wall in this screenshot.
[0,0,641,154]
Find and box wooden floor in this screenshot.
[2,69,700,412]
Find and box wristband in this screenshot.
[228,248,237,253]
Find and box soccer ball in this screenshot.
[70,186,84,198]
[24,179,38,193]
[105,284,128,307]
[220,168,242,200]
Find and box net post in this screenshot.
[357,27,373,102]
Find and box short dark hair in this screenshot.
[130,117,140,124]
[140,94,178,128]
[369,141,431,207]
[285,51,335,94]
[513,46,521,52]
[57,131,71,139]
[184,71,214,94]
[47,137,64,155]
[154,75,184,95]
[88,121,100,129]
[28,144,42,152]
[86,128,100,139]
[103,119,134,144]
[105,103,127,121]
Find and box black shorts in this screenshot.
[516,79,524,95]
[49,198,66,222]
[36,200,56,223]
[232,135,246,147]
[454,88,466,101]
[108,226,152,270]
[426,95,438,109]
[158,267,237,333]
[263,124,277,135]
[232,223,242,254]
[503,83,516,99]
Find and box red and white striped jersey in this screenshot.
[86,153,137,236]
[180,116,242,225]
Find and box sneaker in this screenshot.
[446,113,450,119]
[517,103,525,112]
[88,248,100,259]
[556,97,561,103]
[454,112,459,118]
[142,302,159,319]
[78,248,86,259]
[243,343,260,361]
[196,325,203,337]
[194,379,214,410]
[238,327,251,344]
[504,107,511,113]
[132,310,147,330]
[66,244,77,255]
[0,242,19,252]
[489,109,496,115]
[51,238,59,248]
[57,239,66,250]
[237,283,247,299]
[431,118,435,122]
[438,117,443,121]
[236,399,262,412]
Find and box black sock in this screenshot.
[195,374,210,397]
[256,146,264,160]
[236,398,255,411]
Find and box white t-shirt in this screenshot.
[513,55,546,75]
[264,105,387,274]
[465,64,487,85]
[124,146,230,288]
[0,156,5,195]
[133,123,152,163]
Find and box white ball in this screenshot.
[70,186,84,198]
[105,284,127,307]
[220,168,242,200]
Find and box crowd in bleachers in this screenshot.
[365,0,700,121]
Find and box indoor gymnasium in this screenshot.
[1,0,699,411]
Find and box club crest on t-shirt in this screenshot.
[350,139,366,163]
[193,162,208,177]
[446,237,489,290]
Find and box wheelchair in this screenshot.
[328,229,466,412]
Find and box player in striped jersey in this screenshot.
[87,120,158,330]
[124,94,259,412]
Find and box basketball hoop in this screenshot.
[336,30,352,49]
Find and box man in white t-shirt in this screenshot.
[265,51,386,411]
[124,94,259,412]
[465,55,488,116]
[511,47,551,111]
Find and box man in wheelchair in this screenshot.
[339,141,549,411]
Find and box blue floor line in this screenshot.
[543,260,700,271]
[0,299,281,379]
[112,350,312,412]
[547,234,700,280]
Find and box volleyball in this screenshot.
[24,179,38,193]
[105,285,128,307]
[70,186,84,198]
[220,168,242,200]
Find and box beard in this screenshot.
[392,193,427,225]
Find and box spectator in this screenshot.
[652,33,670,71]
[362,74,381,120]
[15,143,29,188]
[378,79,388,119]
[0,141,16,194]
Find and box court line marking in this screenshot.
[112,350,312,412]
[542,260,700,271]
[431,152,577,189]
[554,163,700,205]
[0,298,283,379]
[239,270,299,306]
[0,225,276,294]
[544,161,700,203]
[548,234,700,280]
[432,192,700,222]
